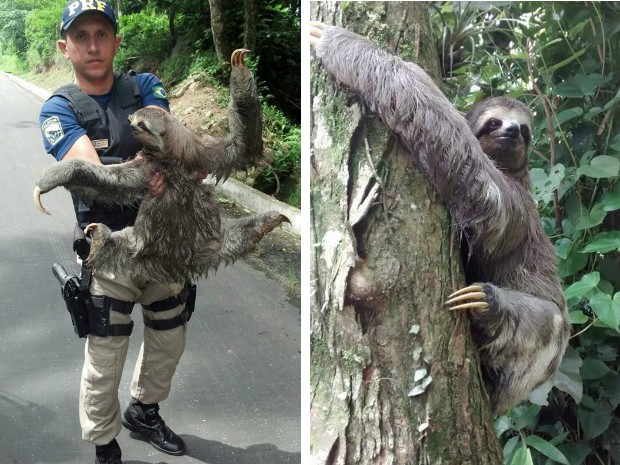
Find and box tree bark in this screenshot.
[310,2,503,464]
[243,0,256,52]
[208,0,233,61]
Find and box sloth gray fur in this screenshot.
[34,50,288,285]
[314,26,570,415]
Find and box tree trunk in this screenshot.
[243,0,256,52]
[208,0,233,61]
[310,2,503,464]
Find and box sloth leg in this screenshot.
[83,224,140,276]
[445,282,569,413]
[200,211,289,272]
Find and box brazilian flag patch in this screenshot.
[152,85,168,99]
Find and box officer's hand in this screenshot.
[148,171,166,196]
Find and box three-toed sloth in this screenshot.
[312,24,570,415]
[34,50,288,285]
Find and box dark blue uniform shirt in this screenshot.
[39,73,170,160]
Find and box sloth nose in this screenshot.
[504,124,520,138]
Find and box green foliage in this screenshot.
[254,104,301,207]
[114,8,174,72]
[0,0,31,59]
[158,51,194,86]
[24,0,64,69]
[254,0,301,122]
[432,2,620,463]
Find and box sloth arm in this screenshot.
[35,157,149,209]
[314,26,532,253]
[208,50,263,181]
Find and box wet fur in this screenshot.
[315,26,570,414]
[36,60,285,285]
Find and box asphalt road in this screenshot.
[0,73,301,464]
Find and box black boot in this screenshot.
[121,399,186,456]
[95,438,122,464]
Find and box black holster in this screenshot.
[53,264,135,338]
[185,282,197,322]
[53,263,89,338]
[73,224,91,260]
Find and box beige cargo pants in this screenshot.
[79,270,187,445]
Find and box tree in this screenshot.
[208,0,233,61]
[243,0,256,53]
[310,2,503,464]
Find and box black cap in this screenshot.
[60,0,118,35]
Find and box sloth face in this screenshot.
[467,102,533,174]
[128,108,168,153]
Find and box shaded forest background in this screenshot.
[311,2,620,465]
[0,0,301,207]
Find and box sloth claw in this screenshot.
[231,48,250,66]
[448,284,484,299]
[448,301,490,312]
[84,223,98,237]
[446,285,489,312]
[445,292,486,305]
[33,186,50,215]
[251,213,290,244]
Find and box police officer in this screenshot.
[39,1,189,463]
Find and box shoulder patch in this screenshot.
[42,116,64,146]
[152,85,168,99]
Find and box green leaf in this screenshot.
[528,380,552,406]
[577,155,620,178]
[601,373,620,409]
[565,192,587,225]
[494,415,514,437]
[554,347,583,403]
[532,164,565,205]
[610,132,620,152]
[569,310,589,324]
[578,408,612,439]
[554,107,584,127]
[575,203,606,230]
[510,444,533,465]
[580,231,620,253]
[544,48,587,75]
[598,293,620,331]
[503,436,521,465]
[564,272,600,300]
[584,106,603,120]
[580,357,611,380]
[512,403,541,429]
[525,435,570,465]
[600,183,620,211]
[603,87,620,111]
[558,251,588,278]
[557,443,591,465]
[586,292,620,331]
[555,238,573,259]
[554,73,607,97]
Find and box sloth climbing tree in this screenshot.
[310,3,503,464]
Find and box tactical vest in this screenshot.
[52,74,144,230]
